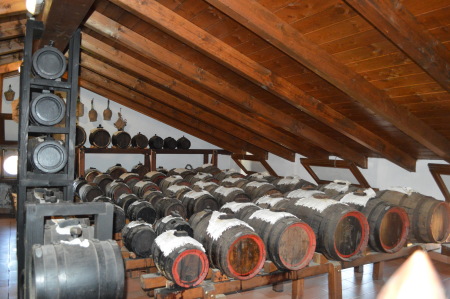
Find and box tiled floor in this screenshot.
[1,215,449,299]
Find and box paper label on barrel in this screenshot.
[206,211,253,241]
[324,180,351,193]
[127,221,152,229]
[167,185,191,193]
[214,186,243,196]
[340,188,376,206]
[61,238,90,248]
[194,181,218,189]
[294,197,342,212]
[387,186,414,195]
[221,202,257,213]
[55,224,82,235]
[249,209,296,224]
[222,177,244,184]
[245,181,271,188]
[286,189,323,199]
[184,190,212,200]
[276,177,301,186]
[255,195,286,207]
[155,230,205,257]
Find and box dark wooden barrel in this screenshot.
[84,167,101,183]
[274,194,369,261]
[116,193,140,215]
[105,179,132,203]
[376,189,450,243]
[339,190,409,253]
[168,167,196,180]
[190,211,266,280]
[32,45,67,79]
[156,197,187,219]
[154,212,193,237]
[194,164,221,176]
[176,136,191,150]
[75,125,87,147]
[189,172,218,184]
[119,173,140,189]
[73,177,87,200]
[78,183,103,202]
[164,185,192,200]
[243,181,282,200]
[27,137,67,173]
[159,175,191,193]
[213,186,251,207]
[272,177,317,194]
[242,209,316,270]
[214,169,244,181]
[112,130,131,149]
[156,166,169,175]
[131,132,148,149]
[220,177,249,188]
[131,162,149,180]
[143,190,165,207]
[144,171,167,186]
[89,125,111,148]
[285,189,324,199]
[92,196,126,233]
[30,240,124,299]
[149,134,164,149]
[30,93,66,126]
[247,172,277,183]
[181,190,219,218]
[122,221,157,257]
[132,180,160,198]
[163,137,177,149]
[254,195,290,209]
[220,202,262,220]
[127,201,157,224]
[192,181,219,194]
[106,164,127,179]
[92,173,114,193]
[151,230,208,288]
[319,180,359,200]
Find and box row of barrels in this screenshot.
[76,124,191,150]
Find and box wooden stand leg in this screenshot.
[272,282,284,292]
[354,266,364,273]
[291,279,304,299]
[372,262,384,280]
[328,263,342,299]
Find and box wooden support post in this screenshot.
[203,154,209,164]
[77,147,85,177]
[372,262,384,280]
[272,282,284,292]
[354,266,364,273]
[211,151,218,166]
[327,262,342,299]
[291,279,304,299]
[144,152,151,172]
[150,150,157,171]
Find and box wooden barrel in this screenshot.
[112,130,131,149]
[92,196,126,233]
[78,183,103,202]
[163,137,177,149]
[149,134,164,149]
[190,211,266,280]
[274,194,369,261]
[243,181,282,200]
[30,240,124,299]
[168,168,196,180]
[106,164,127,179]
[132,180,160,198]
[213,186,251,207]
[192,181,219,193]
[27,137,67,173]
[247,172,277,183]
[220,202,262,220]
[154,213,193,237]
[89,125,111,148]
[122,221,157,257]
[255,195,290,209]
[340,189,409,253]
[116,193,140,215]
[319,180,359,200]
[176,136,191,150]
[220,177,249,188]
[189,172,218,184]
[214,169,244,181]
[194,164,221,176]
[272,177,317,194]
[105,179,132,203]
[30,93,66,126]
[32,45,67,79]
[376,189,450,243]
[242,209,316,270]
[159,175,191,193]
[164,185,192,200]
[75,125,87,147]
[181,190,219,218]
[151,230,208,288]
[144,171,167,186]
[143,190,165,207]
[119,173,140,189]
[131,162,149,180]
[156,197,187,219]
[127,201,157,224]
[131,132,148,149]
[73,177,87,200]
[92,173,114,193]
[84,167,101,183]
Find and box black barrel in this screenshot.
[73,177,87,200]
[164,185,192,200]
[181,190,219,218]
[247,172,277,183]
[194,164,221,176]
[192,181,219,194]
[76,125,87,147]
[156,197,187,219]
[189,172,218,184]
[214,169,244,181]
[143,190,165,208]
[220,177,249,188]
[30,93,66,126]
[32,45,67,79]
[78,183,103,202]
[144,171,167,186]
[168,168,196,182]
[176,136,191,150]
[131,162,149,180]
[255,195,290,209]
[106,164,127,180]
[30,240,124,299]
[28,137,67,173]
[112,130,131,149]
[92,196,126,233]
[122,221,157,257]
[132,180,160,198]
[92,173,114,194]
[84,167,101,183]
[105,179,132,203]
[163,137,177,149]
[272,177,317,194]
[213,186,251,207]
[159,175,191,193]
[131,132,148,149]
[127,200,157,224]
[89,125,111,148]
[119,173,140,189]
[116,193,140,216]
[243,181,282,200]
[154,212,193,236]
[149,134,164,149]
[220,202,262,220]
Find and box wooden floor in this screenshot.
[1,215,449,299]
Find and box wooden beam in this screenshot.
[0,60,20,74]
[81,34,328,159]
[85,12,368,168]
[0,0,26,17]
[344,0,450,92]
[0,38,23,56]
[205,0,450,165]
[0,53,21,65]
[0,19,25,41]
[80,54,294,160]
[79,67,268,158]
[36,0,95,51]
[112,0,417,171]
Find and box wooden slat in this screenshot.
[344,0,450,92]
[114,0,417,171]
[81,53,295,161]
[0,60,20,73]
[81,34,328,159]
[0,38,23,56]
[205,0,450,164]
[0,19,25,40]
[0,0,26,17]
[85,11,369,168]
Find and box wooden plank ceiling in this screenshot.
[1,0,450,171]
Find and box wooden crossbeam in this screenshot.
[0,19,25,41]
[112,0,416,172]
[0,0,26,17]
[0,38,23,56]
[205,0,450,165]
[0,60,20,74]
[85,12,368,168]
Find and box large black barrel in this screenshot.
[176,136,191,150]
[214,169,244,181]
[89,125,111,148]
[144,171,167,186]
[156,197,187,219]
[168,168,196,182]
[149,134,164,149]
[92,173,114,194]
[32,45,67,79]
[272,177,317,194]
[131,162,149,180]
[106,164,127,180]
[319,180,358,200]
[159,175,191,193]
[127,201,157,224]
[143,190,165,208]
[132,180,160,198]
[163,137,177,149]
[112,130,131,149]
[73,177,87,200]
[151,230,208,288]
[119,173,140,189]
[131,132,148,149]
[28,137,67,173]
[30,239,124,299]
[154,213,193,237]
[213,186,251,207]
[105,179,132,203]
[220,177,249,188]
[75,125,87,147]
[30,93,66,126]
[116,193,140,216]
[92,196,126,233]
[181,190,219,217]
[78,183,103,202]
[122,221,157,257]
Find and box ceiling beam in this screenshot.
[0,19,25,41]
[36,0,95,51]
[0,38,23,56]
[0,0,26,17]
[344,0,450,92]
[81,33,328,159]
[205,0,450,166]
[0,60,20,73]
[85,12,368,168]
[0,52,21,65]
[80,53,295,161]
